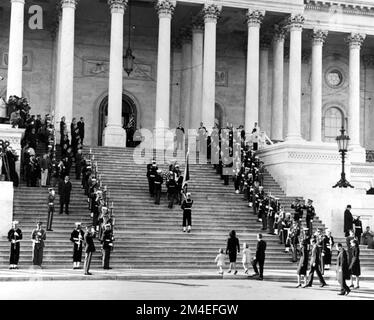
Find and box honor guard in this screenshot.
[8,221,22,269]
[305,199,315,236]
[101,224,115,270]
[353,216,363,245]
[46,188,55,231]
[181,193,193,233]
[31,221,46,268]
[154,169,163,205]
[166,171,178,209]
[70,222,85,269]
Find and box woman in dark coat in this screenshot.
[349,239,360,289]
[225,230,240,274]
[296,232,310,288]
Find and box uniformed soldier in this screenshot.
[154,169,163,205]
[291,198,304,224]
[289,221,301,262]
[353,216,363,245]
[305,199,315,236]
[174,164,183,205]
[8,221,22,269]
[147,160,157,197]
[46,187,55,231]
[31,221,46,268]
[70,222,85,269]
[166,170,177,209]
[84,226,96,275]
[181,192,193,233]
[101,224,115,270]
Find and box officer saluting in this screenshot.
[181,193,193,233]
[8,221,22,269]
[101,224,115,270]
[70,222,85,269]
[84,226,96,275]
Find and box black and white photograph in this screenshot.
[0,0,374,315]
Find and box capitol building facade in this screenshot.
[1,0,374,148]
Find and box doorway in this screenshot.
[98,94,137,146]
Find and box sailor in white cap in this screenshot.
[181,192,193,232]
[70,222,85,269]
[7,221,22,269]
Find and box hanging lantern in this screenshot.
[123,47,135,76]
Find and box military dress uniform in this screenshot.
[8,223,23,269]
[305,201,315,236]
[166,172,178,209]
[101,225,114,269]
[70,223,85,269]
[47,188,55,231]
[154,170,163,205]
[31,223,47,267]
[181,194,193,232]
[147,162,157,197]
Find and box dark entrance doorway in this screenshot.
[98,94,137,146]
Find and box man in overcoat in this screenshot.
[336,243,351,295]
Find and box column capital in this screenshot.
[202,3,222,23]
[363,54,374,67]
[191,14,204,32]
[311,29,328,45]
[287,14,304,31]
[246,9,264,27]
[60,0,79,9]
[107,0,127,13]
[260,32,272,49]
[155,0,176,18]
[346,33,366,49]
[273,24,287,42]
[179,26,192,44]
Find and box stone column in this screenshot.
[55,0,78,134]
[190,17,204,130]
[286,14,304,141]
[154,0,176,131]
[346,33,366,148]
[179,27,192,130]
[245,9,264,134]
[310,29,328,143]
[259,34,271,135]
[201,3,221,133]
[6,0,25,99]
[103,0,128,147]
[271,25,286,141]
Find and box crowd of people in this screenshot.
[6,113,115,275]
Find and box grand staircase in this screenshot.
[1,145,373,270]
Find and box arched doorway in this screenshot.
[322,106,345,142]
[98,94,137,146]
[215,103,224,128]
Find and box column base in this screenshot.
[103,125,127,148]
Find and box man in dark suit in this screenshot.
[77,116,85,146]
[304,238,327,288]
[344,205,353,237]
[336,242,351,295]
[251,233,266,280]
[58,175,72,214]
[84,226,96,275]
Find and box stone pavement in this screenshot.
[0,267,374,282]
